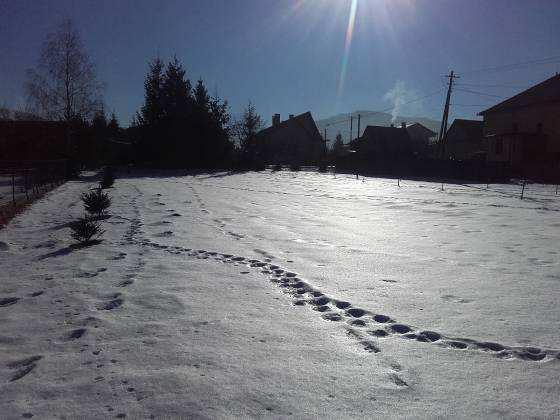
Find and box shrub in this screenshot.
[100,166,115,189]
[82,188,111,217]
[69,217,105,244]
[253,161,266,171]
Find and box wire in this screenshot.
[461,55,560,77]
[455,82,527,89]
[451,104,493,107]
[324,88,445,128]
[454,87,504,99]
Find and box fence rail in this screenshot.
[0,160,69,227]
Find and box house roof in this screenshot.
[257,111,321,141]
[479,73,560,116]
[405,122,437,136]
[447,119,483,139]
[360,125,412,143]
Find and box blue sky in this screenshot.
[1,0,559,127]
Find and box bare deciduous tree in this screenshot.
[25,19,103,121]
[0,106,11,120]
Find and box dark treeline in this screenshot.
[129,56,258,170]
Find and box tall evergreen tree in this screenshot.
[135,55,234,168]
[194,79,210,112]
[162,56,192,118]
[107,112,120,137]
[139,57,165,126]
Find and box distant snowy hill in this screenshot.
[316,111,441,145]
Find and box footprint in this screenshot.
[0,297,20,307]
[360,341,380,353]
[139,238,559,364]
[64,328,87,341]
[98,299,124,311]
[7,355,42,382]
[418,331,441,342]
[77,268,106,278]
[446,341,468,349]
[346,308,366,318]
[310,296,330,306]
[116,279,134,288]
[389,373,408,387]
[373,314,393,323]
[334,301,351,309]
[156,231,173,237]
[322,313,342,321]
[477,342,505,352]
[7,355,42,369]
[368,329,389,338]
[391,324,412,334]
[10,364,36,382]
[515,348,546,361]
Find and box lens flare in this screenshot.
[337,0,358,97]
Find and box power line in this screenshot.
[461,54,560,77]
[454,87,504,99]
[324,88,444,128]
[455,82,527,89]
[451,104,494,107]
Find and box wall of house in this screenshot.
[486,134,524,164]
[483,103,560,164]
[407,125,436,145]
[444,126,484,160]
[262,123,324,164]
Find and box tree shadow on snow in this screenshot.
[37,240,103,260]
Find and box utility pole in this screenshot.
[324,127,328,157]
[350,115,354,142]
[438,70,459,159]
[357,114,361,139]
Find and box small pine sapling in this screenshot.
[82,188,111,217]
[69,217,105,244]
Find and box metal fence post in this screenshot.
[25,170,29,200]
[12,172,16,206]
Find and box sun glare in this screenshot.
[337,0,359,98]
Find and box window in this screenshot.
[495,138,503,155]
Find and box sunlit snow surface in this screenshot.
[1,170,559,418]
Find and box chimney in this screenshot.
[272,114,280,127]
[401,122,406,129]
[289,114,294,119]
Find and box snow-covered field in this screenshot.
[1,170,559,418]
